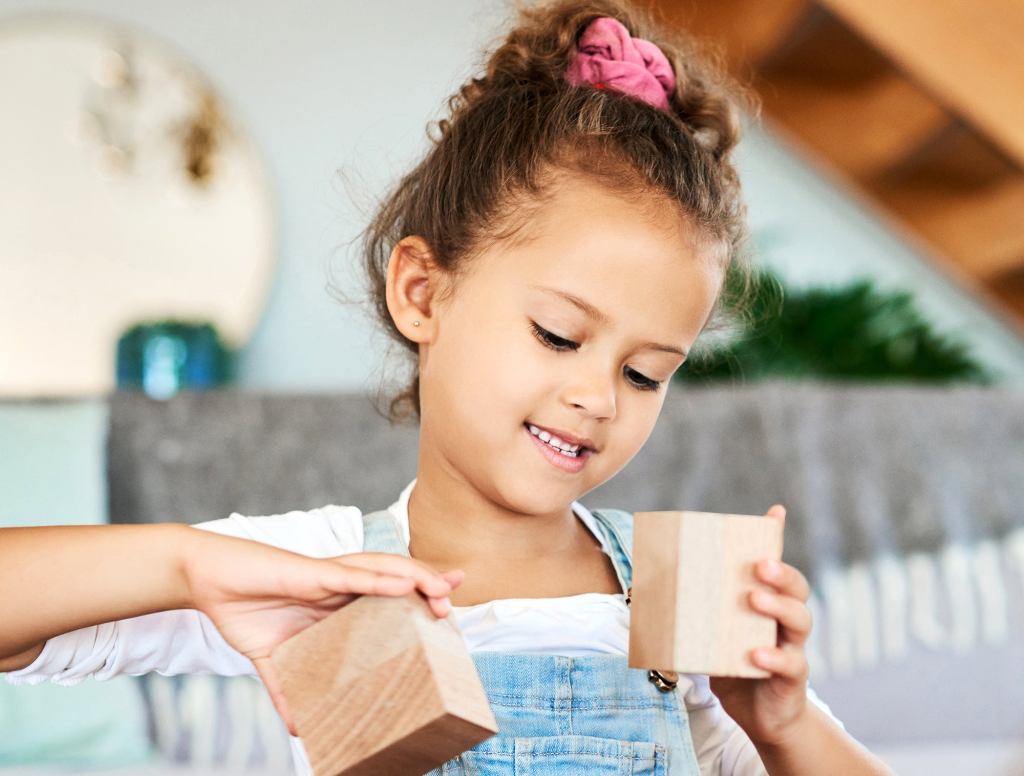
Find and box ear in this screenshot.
[385,235,445,342]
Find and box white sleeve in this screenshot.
[2,504,364,687]
[686,675,847,775]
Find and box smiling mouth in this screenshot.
[522,422,594,456]
[523,422,594,474]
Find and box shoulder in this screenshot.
[189,503,364,558]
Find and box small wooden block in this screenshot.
[628,510,783,678]
[271,593,498,775]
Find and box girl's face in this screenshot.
[413,172,724,515]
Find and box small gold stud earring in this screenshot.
[412,320,421,327]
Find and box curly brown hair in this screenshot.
[341,0,759,424]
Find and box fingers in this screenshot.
[751,643,809,684]
[749,587,813,647]
[323,563,419,597]
[321,554,465,619]
[751,555,815,656]
[755,560,810,602]
[334,553,460,599]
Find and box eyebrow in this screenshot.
[529,284,688,358]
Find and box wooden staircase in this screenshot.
[643,0,1024,332]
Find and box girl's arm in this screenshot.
[0,520,461,733]
[0,523,192,668]
[753,702,894,775]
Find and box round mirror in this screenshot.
[0,13,277,397]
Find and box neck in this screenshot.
[406,462,582,567]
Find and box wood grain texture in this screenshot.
[271,593,497,775]
[818,0,1024,169]
[645,0,1024,331]
[629,511,783,678]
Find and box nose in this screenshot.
[563,368,617,421]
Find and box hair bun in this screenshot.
[565,16,675,111]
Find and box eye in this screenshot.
[530,321,663,392]
[530,321,578,351]
[625,368,661,392]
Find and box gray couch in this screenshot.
[7,382,1024,774]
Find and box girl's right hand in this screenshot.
[180,531,465,736]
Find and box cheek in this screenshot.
[611,394,664,458]
[426,313,535,419]
[481,331,550,413]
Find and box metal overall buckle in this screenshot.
[625,586,679,693]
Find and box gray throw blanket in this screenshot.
[108,381,1024,678]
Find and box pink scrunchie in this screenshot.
[565,16,676,111]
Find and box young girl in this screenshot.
[2,1,894,773]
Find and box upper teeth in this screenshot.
[528,424,581,452]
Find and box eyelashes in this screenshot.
[529,321,662,392]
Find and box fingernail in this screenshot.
[438,596,451,615]
[763,561,780,579]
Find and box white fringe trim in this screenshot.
[974,539,1009,645]
[1007,527,1024,599]
[147,673,179,757]
[810,527,1023,678]
[848,561,880,668]
[875,553,910,663]
[223,675,258,771]
[179,674,218,766]
[255,675,294,771]
[941,543,975,653]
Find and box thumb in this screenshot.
[252,655,298,737]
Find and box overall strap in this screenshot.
[587,507,635,593]
[587,508,683,693]
[361,508,410,555]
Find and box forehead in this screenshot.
[478,174,723,333]
[491,172,716,270]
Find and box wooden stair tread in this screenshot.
[818,0,1024,168]
[647,0,1024,332]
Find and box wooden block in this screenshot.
[271,592,498,775]
[628,510,784,678]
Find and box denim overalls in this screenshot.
[361,506,702,776]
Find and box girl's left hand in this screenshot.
[709,504,813,748]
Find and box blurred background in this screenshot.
[1,1,1023,775]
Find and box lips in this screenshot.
[523,421,597,453]
[525,423,593,473]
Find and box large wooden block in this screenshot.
[271,592,498,775]
[628,510,783,678]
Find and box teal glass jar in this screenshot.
[116,320,236,398]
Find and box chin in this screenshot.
[499,472,594,516]
[473,471,556,514]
